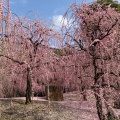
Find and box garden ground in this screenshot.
[0,91,120,120]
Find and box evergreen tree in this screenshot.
[97,0,120,12]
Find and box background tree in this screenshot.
[97,0,120,12]
[0,1,61,104]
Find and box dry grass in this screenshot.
[0,91,119,120]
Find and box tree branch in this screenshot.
[0,54,25,65]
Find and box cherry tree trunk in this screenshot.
[114,96,120,109]
[25,67,32,104]
[94,88,107,120]
[114,82,120,109]
[93,57,119,120]
[93,56,107,120]
[81,86,87,101]
[46,85,63,101]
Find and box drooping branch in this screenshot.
[0,54,25,65]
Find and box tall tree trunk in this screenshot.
[93,55,107,120]
[82,86,87,101]
[114,82,120,109]
[94,87,107,120]
[105,102,119,120]
[103,87,120,120]
[25,67,32,104]
[92,58,119,120]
